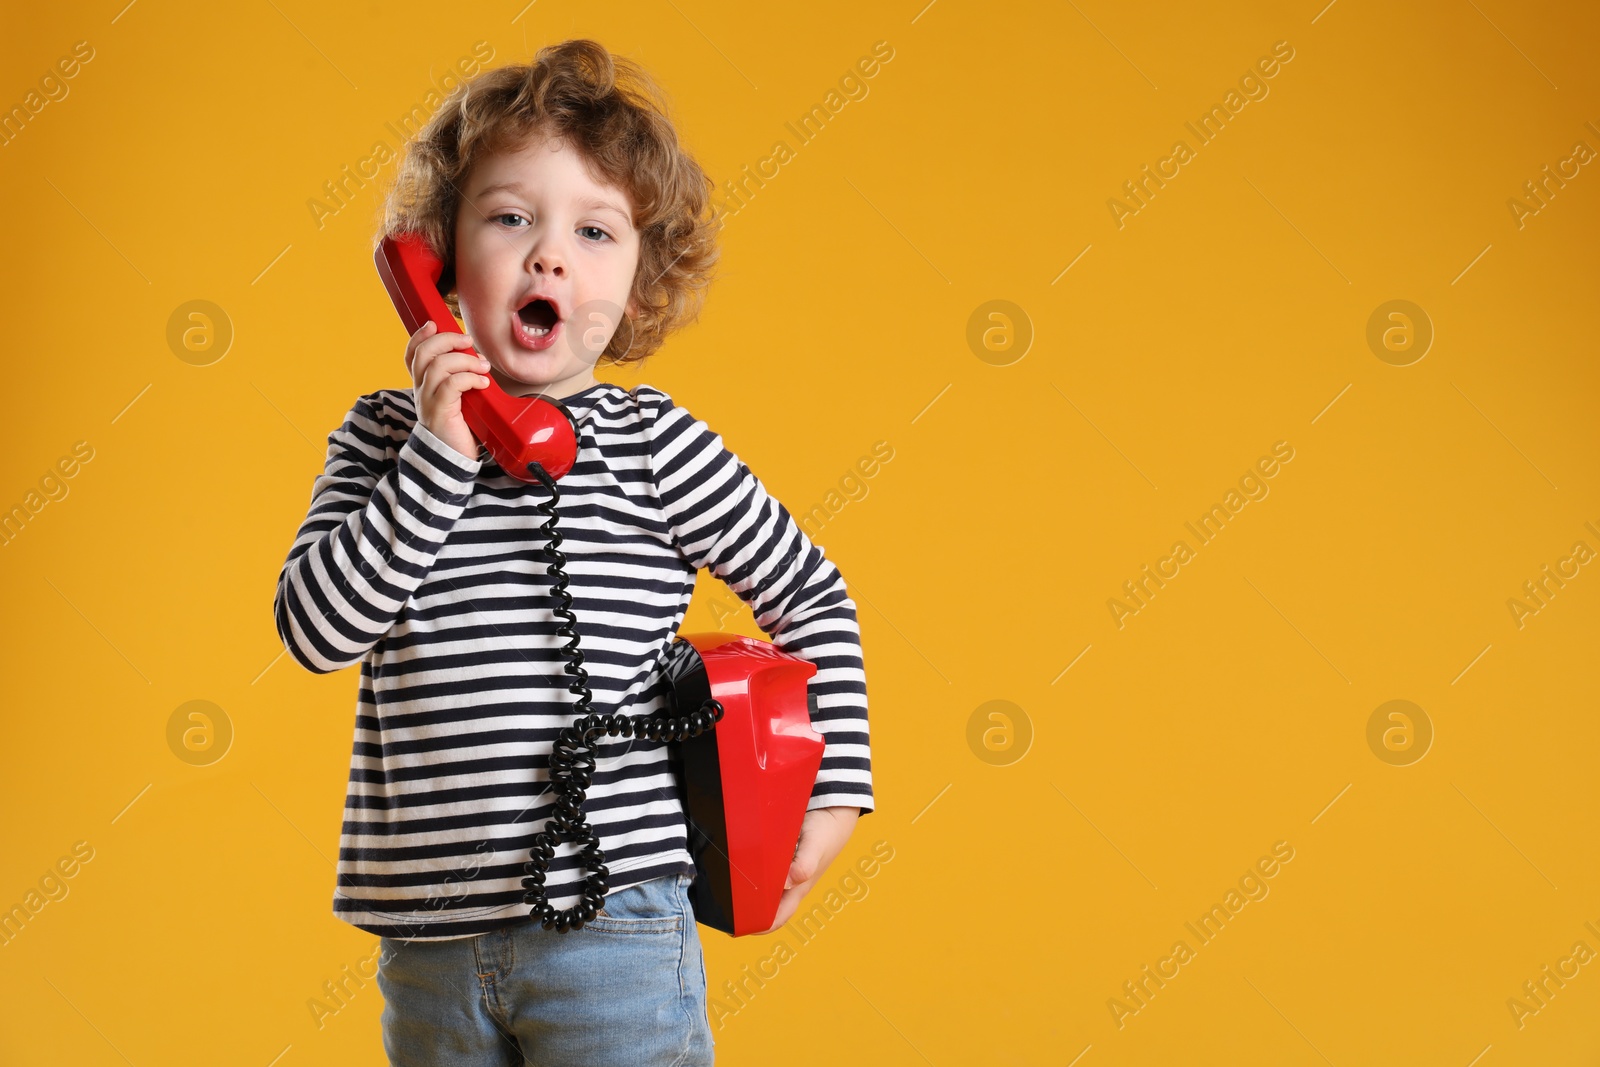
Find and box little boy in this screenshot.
[272,38,874,1065]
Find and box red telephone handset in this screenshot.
[375,233,579,482]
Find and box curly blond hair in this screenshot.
[379,39,720,365]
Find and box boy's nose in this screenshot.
[528,241,566,278]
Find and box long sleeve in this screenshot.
[273,391,483,674]
[643,390,875,815]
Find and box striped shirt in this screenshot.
[273,381,874,941]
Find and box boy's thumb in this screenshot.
[785,817,824,890]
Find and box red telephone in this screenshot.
[374,233,826,938]
[661,633,826,937]
[374,232,578,482]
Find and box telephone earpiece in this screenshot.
[375,233,579,482]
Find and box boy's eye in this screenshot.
[490,215,610,242]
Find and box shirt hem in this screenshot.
[338,855,698,942]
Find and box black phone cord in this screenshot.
[519,460,724,932]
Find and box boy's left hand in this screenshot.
[761,806,860,934]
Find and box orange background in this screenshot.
[3,0,1598,1063]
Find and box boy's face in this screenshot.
[453,132,641,399]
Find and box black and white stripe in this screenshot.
[273,382,874,940]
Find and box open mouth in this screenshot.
[513,296,562,350]
[518,298,558,333]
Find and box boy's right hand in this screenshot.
[406,319,493,462]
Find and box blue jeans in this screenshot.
[376,872,714,1066]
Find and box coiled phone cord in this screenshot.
[519,461,725,933]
